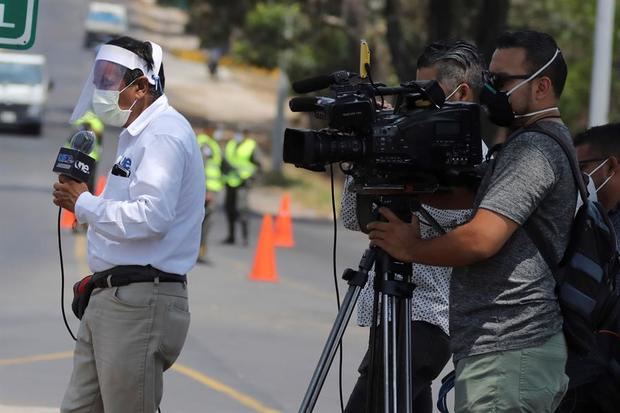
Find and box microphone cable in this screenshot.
[57,207,77,341]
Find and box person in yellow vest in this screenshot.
[71,111,104,193]
[196,127,223,262]
[221,129,260,246]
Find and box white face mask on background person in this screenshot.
[92,79,138,127]
[576,158,614,209]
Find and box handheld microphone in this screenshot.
[53,130,97,183]
[292,70,355,94]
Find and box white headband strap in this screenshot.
[148,41,163,90]
[95,43,162,87]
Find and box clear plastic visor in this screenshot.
[93,60,130,91]
[70,44,154,123]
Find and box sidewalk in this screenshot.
[163,51,288,132]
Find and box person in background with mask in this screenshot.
[556,123,620,413]
[342,40,485,413]
[221,128,260,246]
[367,30,575,412]
[52,36,205,413]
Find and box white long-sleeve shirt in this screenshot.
[75,95,205,275]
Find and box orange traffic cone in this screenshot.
[274,192,295,248]
[60,209,76,230]
[249,214,279,282]
[95,175,107,196]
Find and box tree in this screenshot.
[383,0,509,81]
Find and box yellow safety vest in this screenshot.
[197,133,223,192]
[74,111,104,136]
[224,138,257,187]
[71,112,103,161]
[64,139,101,162]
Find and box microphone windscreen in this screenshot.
[292,74,332,94]
[289,97,320,112]
[69,130,96,154]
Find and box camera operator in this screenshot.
[341,40,485,413]
[368,30,574,412]
[52,36,205,412]
[557,123,620,413]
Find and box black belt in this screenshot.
[92,265,186,288]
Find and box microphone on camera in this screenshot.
[289,96,335,112]
[292,71,355,93]
[52,130,97,183]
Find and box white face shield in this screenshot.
[70,42,163,124]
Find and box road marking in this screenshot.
[171,363,280,413]
[0,352,281,413]
[0,351,73,366]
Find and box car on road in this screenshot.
[84,2,128,49]
[0,52,51,135]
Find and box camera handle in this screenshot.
[298,245,416,413]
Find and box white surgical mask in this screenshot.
[92,80,138,127]
[576,159,614,208]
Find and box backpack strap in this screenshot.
[518,123,584,277]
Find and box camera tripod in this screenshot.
[299,244,416,413]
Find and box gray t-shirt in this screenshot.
[450,120,576,361]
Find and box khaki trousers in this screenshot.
[454,332,569,413]
[61,280,190,413]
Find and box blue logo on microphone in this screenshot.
[58,153,73,163]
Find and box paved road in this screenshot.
[0,1,454,412]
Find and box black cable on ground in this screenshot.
[58,207,77,342]
[329,164,344,413]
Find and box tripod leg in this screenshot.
[403,297,413,413]
[299,283,363,413]
[383,293,391,413]
[376,250,398,413]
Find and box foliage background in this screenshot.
[164,0,620,134]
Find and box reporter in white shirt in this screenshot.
[53,36,204,413]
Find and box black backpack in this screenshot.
[523,124,620,355]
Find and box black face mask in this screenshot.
[479,83,514,127]
[481,49,562,127]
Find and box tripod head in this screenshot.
[356,194,421,234]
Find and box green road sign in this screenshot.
[0,0,39,50]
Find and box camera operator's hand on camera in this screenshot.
[367,207,420,263]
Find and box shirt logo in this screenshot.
[112,156,132,177]
[121,157,132,170]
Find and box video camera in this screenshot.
[283,60,483,195]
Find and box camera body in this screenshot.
[283,75,483,194]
